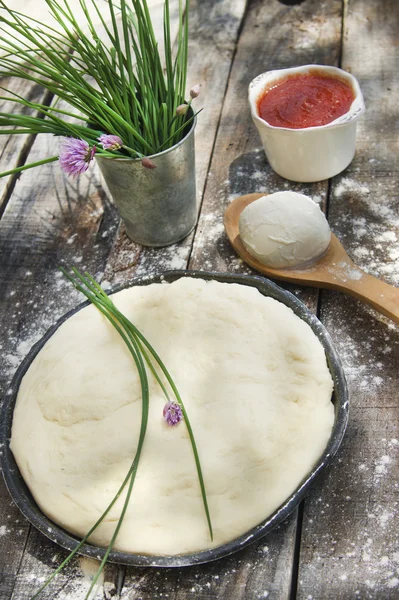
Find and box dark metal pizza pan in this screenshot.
[0,270,348,567]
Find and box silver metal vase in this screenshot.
[96,117,197,247]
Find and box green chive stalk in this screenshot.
[0,0,198,177]
[30,268,212,599]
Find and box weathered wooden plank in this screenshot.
[189,0,343,275]
[115,1,343,600]
[0,2,180,598]
[0,79,51,213]
[183,0,344,597]
[119,517,297,600]
[296,0,399,598]
[0,477,31,599]
[9,538,122,600]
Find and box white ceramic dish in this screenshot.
[248,65,365,182]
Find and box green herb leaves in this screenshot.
[0,0,198,177]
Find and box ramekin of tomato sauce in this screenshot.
[248,65,365,182]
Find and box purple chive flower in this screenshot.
[141,157,157,169]
[163,401,183,426]
[98,134,123,151]
[59,138,96,177]
[189,84,201,99]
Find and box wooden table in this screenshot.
[0,0,398,598]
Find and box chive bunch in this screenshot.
[31,268,212,599]
[0,0,196,177]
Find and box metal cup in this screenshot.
[96,116,197,247]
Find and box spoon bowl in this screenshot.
[224,193,399,324]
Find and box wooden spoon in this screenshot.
[224,193,399,325]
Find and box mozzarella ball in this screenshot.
[239,191,331,268]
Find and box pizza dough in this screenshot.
[10,278,334,555]
[239,192,331,268]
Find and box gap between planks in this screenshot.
[185,0,250,269]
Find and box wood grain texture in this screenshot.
[296,0,399,598]
[119,519,297,600]
[0,79,51,213]
[184,0,343,598]
[0,476,30,600]
[187,0,342,306]
[0,2,179,598]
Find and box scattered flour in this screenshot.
[331,176,399,286]
[334,177,370,197]
[371,450,397,484]
[1,271,92,384]
[376,231,397,243]
[327,261,364,282]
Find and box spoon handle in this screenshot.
[338,271,399,324]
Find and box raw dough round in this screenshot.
[239,191,331,268]
[11,278,334,555]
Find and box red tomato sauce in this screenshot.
[257,70,355,129]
